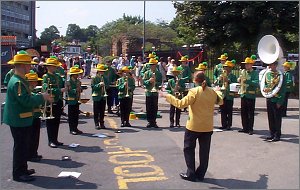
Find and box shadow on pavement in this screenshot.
[202,174,268,189]
[59,145,104,153]
[256,130,299,144]
[30,176,98,189]
[38,158,85,168]
[80,132,115,138]
[282,114,299,119]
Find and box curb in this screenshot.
[133,98,299,112]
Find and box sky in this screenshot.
[36,1,177,38]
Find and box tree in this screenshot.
[65,24,85,42]
[37,25,60,45]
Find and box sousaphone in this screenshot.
[258,35,285,98]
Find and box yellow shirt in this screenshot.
[165,86,223,132]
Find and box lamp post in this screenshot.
[142,1,146,61]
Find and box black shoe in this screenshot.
[179,173,196,182]
[170,125,174,128]
[268,137,280,142]
[100,125,106,129]
[238,129,248,133]
[264,136,275,141]
[25,169,35,175]
[55,141,63,146]
[248,131,253,135]
[29,157,41,162]
[36,155,43,159]
[70,131,78,135]
[176,124,181,128]
[125,122,132,127]
[219,127,226,130]
[120,123,125,127]
[146,123,152,128]
[95,125,100,130]
[13,175,35,182]
[49,143,57,148]
[76,130,83,134]
[153,124,159,128]
[226,126,232,130]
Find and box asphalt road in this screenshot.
[0,76,299,189]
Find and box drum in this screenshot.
[229,83,241,92]
[185,83,195,90]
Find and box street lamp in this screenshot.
[142,1,146,61]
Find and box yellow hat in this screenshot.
[283,62,295,70]
[43,56,62,67]
[241,55,256,64]
[121,66,133,72]
[147,52,156,59]
[178,56,188,62]
[8,50,36,65]
[171,66,183,73]
[67,66,83,75]
[218,54,228,61]
[195,64,207,71]
[224,59,236,68]
[147,58,158,65]
[25,70,42,81]
[96,64,108,71]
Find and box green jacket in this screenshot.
[214,63,223,81]
[42,73,64,102]
[117,76,135,99]
[104,67,117,88]
[265,71,286,105]
[223,72,237,101]
[66,78,81,105]
[166,77,186,98]
[205,75,212,87]
[239,70,259,99]
[3,69,14,87]
[91,74,109,101]
[3,74,44,127]
[143,69,162,96]
[284,70,293,93]
[181,65,192,82]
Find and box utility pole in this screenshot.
[142,1,146,61]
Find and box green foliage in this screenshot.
[102,56,117,63]
[37,25,60,46]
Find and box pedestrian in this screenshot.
[166,58,176,80]
[282,61,295,117]
[165,66,185,128]
[3,51,52,182]
[143,58,162,128]
[42,56,66,148]
[117,66,135,127]
[262,61,286,142]
[85,57,92,78]
[135,56,143,87]
[91,64,109,129]
[66,65,84,135]
[25,70,44,162]
[161,71,223,182]
[237,55,259,135]
[158,57,167,82]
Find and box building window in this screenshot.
[23,5,28,11]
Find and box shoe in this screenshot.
[146,123,152,128]
[125,122,132,127]
[49,143,57,148]
[226,126,232,130]
[268,137,280,142]
[29,157,41,162]
[176,124,181,128]
[248,131,253,135]
[264,136,275,141]
[95,125,100,130]
[238,129,248,133]
[120,123,125,127]
[13,175,35,182]
[153,124,159,128]
[76,130,83,134]
[55,141,64,146]
[36,155,43,159]
[100,125,106,129]
[170,125,174,128]
[219,127,226,130]
[70,131,78,135]
[25,169,35,175]
[179,173,196,182]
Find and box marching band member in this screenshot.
[3,51,52,182]
[218,59,237,130]
[4,67,15,87]
[282,61,294,117]
[143,58,162,128]
[213,53,228,82]
[104,60,118,114]
[238,55,259,135]
[42,56,66,148]
[25,70,44,162]
[161,71,223,182]
[117,66,135,127]
[66,65,84,135]
[91,64,109,129]
[166,66,186,128]
[179,55,192,83]
[195,62,211,87]
[263,61,286,142]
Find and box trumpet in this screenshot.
[238,69,249,94]
[150,72,157,92]
[40,78,54,120]
[101,75,108,97]
[125,76,130,97]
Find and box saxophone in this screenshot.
[173,76,181,98]
[238,69,249,95]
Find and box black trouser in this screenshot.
[120,97,133,124]
[267,99,283,139]
[282,92,290,116]
[107,87,119,109]
[28,118,41,159]
[146,95,158,124]
[93,99,106,126]
[184,129,213,179]
[68,103,80,132]
[10,126,31,178]
[170,105,181,125]
[241,97,256,132]
[220,98,233,128]
[46,100,63,144]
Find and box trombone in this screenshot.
[125,75,130,97]
[40,78,54,120]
